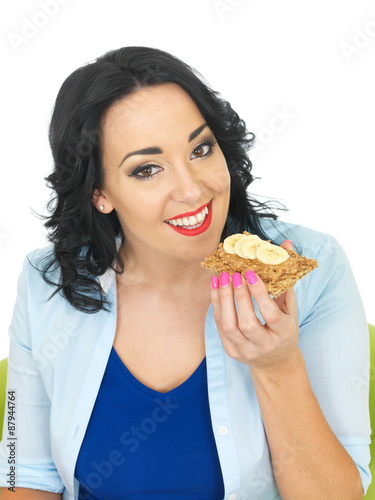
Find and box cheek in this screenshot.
[118,192,165,227]
[208,162,231,193]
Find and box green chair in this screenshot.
[0,357,7,442]
[0,328,374,497]
[363,324,375,499]
[0,358,7,494]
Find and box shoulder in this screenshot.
[260,219,365,326]
[260,218,341,262]
[20,244,61,296]
[260,219,355,314]
[26,244,55,270]
[21,243,115,300]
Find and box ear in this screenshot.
[91,188,114,214]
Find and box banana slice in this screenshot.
[223,234,247,254]
[238,235,264,259]
[255,243,289,265]
[224,232,289,265]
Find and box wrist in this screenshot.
[248,347,306,387]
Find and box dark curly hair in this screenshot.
[39,46,282,313]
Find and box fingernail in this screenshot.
[285,240,293,245]
[211,276,219,289]
[220,272,230,287]
[232,272,242,288]
[246,270,258,286]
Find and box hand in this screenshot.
[211,240,300,375]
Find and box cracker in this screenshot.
[201,231,318,297]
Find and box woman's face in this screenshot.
[97,82,231,264]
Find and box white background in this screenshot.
[1,0,374,360]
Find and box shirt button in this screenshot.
[228,494,237,500]
[218,425,228,435]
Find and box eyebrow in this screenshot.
[188,123,207,142]
[117,123,208,168]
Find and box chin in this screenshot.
[196,233,223,262]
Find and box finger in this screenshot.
[231,272,263,336]
[210,275,222,326]
[215,272,240,338]
[280,239,293,252]
[286,286,298,321]
[273,285,298,319]
[245,270,289,334]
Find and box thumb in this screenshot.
[280,239,293,252]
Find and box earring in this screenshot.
[99,205,104,211]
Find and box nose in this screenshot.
[170,162,204,204]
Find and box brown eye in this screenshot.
[141,166,153,176]
[129,164,162,181]
[193,146,205,157]
[192,143,211,159]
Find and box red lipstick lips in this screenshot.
[165,200,213,237]
[165,200,211,221]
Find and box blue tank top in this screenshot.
[75,347,225,499]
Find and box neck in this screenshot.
[116,241,214,302]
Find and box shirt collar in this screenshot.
[97,234,122,294]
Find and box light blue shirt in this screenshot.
[0,220,372,499]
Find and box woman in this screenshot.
[0,46,371,499]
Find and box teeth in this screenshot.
[185,221,204,229]
[167,205,209,228]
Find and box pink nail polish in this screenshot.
[246,270,258,285]
[285,240,293,245]
[220,272,230,287]
[232,272,242,288]
[211,276,219,289]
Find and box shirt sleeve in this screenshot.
[0,256,65,493]
[298,234,372,495]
